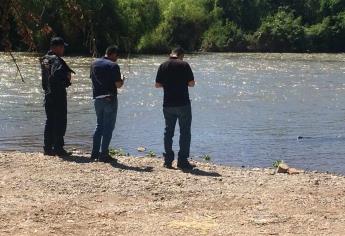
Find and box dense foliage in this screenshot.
[1,0,345,53]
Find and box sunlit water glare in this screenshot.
[1,52,345,174]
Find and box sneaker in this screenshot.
[99,153,117,163]
[177,160,195,170]
[55,149,72,157]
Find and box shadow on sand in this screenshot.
[56,154,220,176]
[180,168,222,177]
[58,154,153,173]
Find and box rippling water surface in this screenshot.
[1,53,345,173]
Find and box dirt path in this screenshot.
[1,152,345,235]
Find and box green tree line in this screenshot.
[1,0,345,54]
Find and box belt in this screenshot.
[95,94,112,99]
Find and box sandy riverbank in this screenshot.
[0,151,345,235]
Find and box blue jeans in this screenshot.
[92,97,118,156]
[163,104,192,163]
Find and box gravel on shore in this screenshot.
[0,151,345,235]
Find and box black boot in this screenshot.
[90,152,100,161]
[44,148,55,156]
[55,148,72,157]
[99,152,117,163]
[163,161,173,169]
[163,152,174,169]
[177,159,195,170]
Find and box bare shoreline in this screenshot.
[1,151,345,235]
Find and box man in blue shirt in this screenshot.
[90,45,124,162]
[155,47,196,170]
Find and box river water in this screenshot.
[1,53,345,174]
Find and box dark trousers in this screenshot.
[163,104,192,163]
[44,94,67,151]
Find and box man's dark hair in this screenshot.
[171,46,185,56]
[106,45,119,56]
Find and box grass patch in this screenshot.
[146,150,157,158]
[201,154,211,161]
[272,160,284,168]
[109,148,129,157]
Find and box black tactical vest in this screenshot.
[40,52,74,95]
[40,54,58,95]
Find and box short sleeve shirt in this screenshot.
[90,57,121,98]
[156,58,194,107]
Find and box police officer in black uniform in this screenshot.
[40,37,75,156]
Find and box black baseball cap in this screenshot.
[50,37,68,47]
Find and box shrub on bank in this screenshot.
[306,11,345,52]
[137,0,208,53]
[118,0,161,52]
[137,28,170,54]
[201,21,247,52]
[4,0,345,53]
[252,9,305,52]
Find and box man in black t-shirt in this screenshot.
[155,47,196,169]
